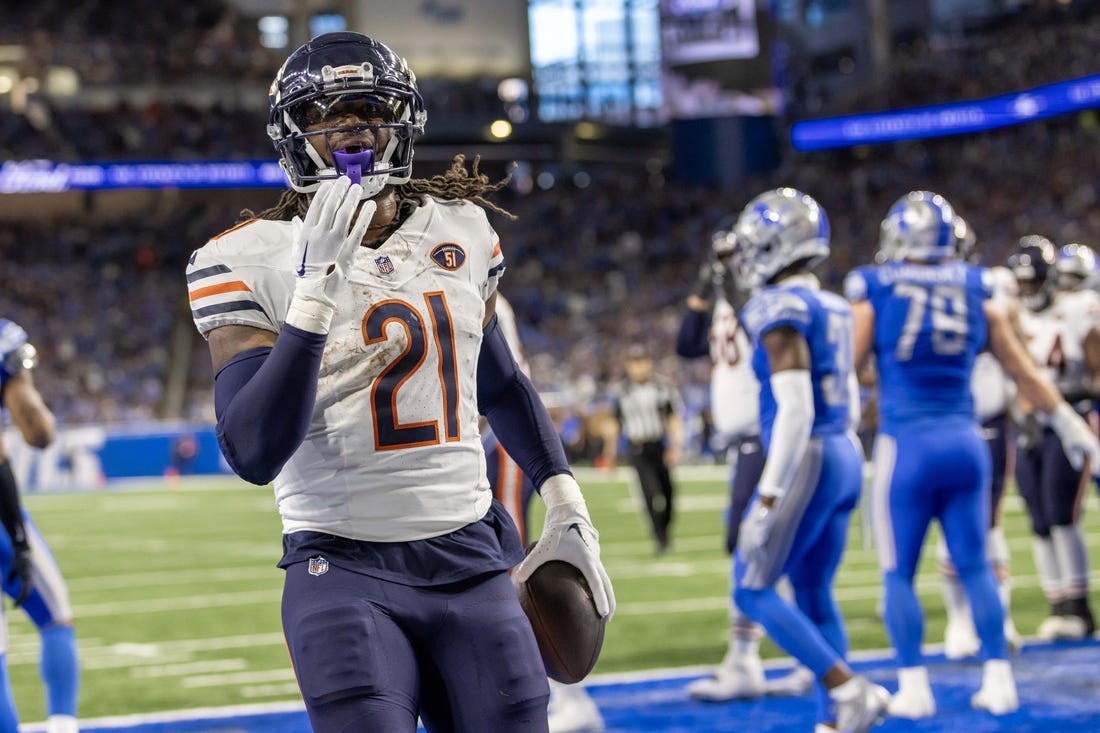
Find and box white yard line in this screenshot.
[131,659,248,678]
[182,668,298,688]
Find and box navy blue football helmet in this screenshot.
[1007,235,1056,311]
[268,32,427,197]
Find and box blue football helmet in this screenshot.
[268,32,427,198]
[1054,242,1096,290]
[880,190,957,262]
[732,188,829,289]
[1007,235,1056,311]
[0,319,37,385]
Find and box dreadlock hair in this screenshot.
[239,154,516,224]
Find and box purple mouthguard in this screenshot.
[332,148,375,186]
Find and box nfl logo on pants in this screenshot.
[307,556,329,576]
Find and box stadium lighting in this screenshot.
[258,16,289,49]
[497,78,528,103]
[574,121,603,140]
[489,119,513,140]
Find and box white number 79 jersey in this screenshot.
[187,197,505,542]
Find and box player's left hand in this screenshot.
[1050,402,1100,476]
[737,501,777,567]
[7,540,32,607]
[514,475,616,619]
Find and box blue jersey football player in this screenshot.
[0,319,80,733]
[846,191,1100,720]
[729,188,889,733]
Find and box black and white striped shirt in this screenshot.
[612,377,684,444]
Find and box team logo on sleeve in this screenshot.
[374,256,395,275]
[431,242,467,271]
[307,556,330,576]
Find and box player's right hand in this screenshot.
[1050,402,1100,476]
[285,177,376,333]
[7,540,32,607]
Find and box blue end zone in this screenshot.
[27,639,1100,732]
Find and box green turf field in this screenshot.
[8,466,1100,722]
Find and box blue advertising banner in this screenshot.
[791,73,1100,152]
[0,160,287,193]
[4,423,232,492]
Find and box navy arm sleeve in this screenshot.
[213,324,327,485]
[675,308,712,359]
[477,315,571,490]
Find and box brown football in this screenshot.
[517,559,606,684]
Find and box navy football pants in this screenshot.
[282,562,550,733]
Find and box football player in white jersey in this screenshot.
[936,220,1021,658]
[1010,236,1099,640]
[677,218,814,701]
[0,320,80,733]
[484,297,605,733]
[187,33,614,733]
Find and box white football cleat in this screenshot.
[971,659,1018,715]
[1037,614,1088,641]
[1036,614,1063,641]
[887,666,936,720]
[765,665,815,696]
[887,685,936,719]
[830,675,889,733]
[814,725,838,733]
[548,685,604,733]
[944,619,980,660]
[686,653,766,701]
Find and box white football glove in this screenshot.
[513,474,616,619]
[285,177,376,334]
[737,499,778,568]
[1049,402,1100,476]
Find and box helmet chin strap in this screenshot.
[326,148,386,199]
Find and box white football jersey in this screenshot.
[709,298,760,439]
[971,266,1015,421]
[1020,288,1100,399]
[187,197,505,542]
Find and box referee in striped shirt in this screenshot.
[604,345,685,554]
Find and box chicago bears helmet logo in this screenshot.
[431,243,466,271]
[307,556,329,576]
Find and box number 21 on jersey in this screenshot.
[362,291,460,451]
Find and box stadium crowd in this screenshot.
[0,2,1097,458]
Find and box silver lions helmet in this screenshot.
[1055,242,1096,291]
[732,188,830,290]
[881,190,958,262]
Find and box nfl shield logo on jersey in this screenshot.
[307,556,329,576]
[375,256,395,275]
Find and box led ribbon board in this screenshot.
[0,160,288,193]
[791,73,1100,152]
